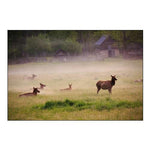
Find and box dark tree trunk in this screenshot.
[122,31,128,57]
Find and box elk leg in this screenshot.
[108,88,112,94]
[97,87,101,94]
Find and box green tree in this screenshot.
[25,35,52,57]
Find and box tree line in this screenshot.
[8,30,143,60]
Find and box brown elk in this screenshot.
[38,83,46,89]
[60,83,72,91]
[24,74,37,80]
[96,75,117,94]
[19,87,40,97]
[134,79,143,82]
[29,74,37,80]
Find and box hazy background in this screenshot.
[8,30,143,64]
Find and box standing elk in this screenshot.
[19,87,40,97]
[96,75,117,94]
[60,83,72,91]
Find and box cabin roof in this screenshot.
[95,35,107,46]
[55,49,68,57]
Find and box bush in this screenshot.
[9,35,82,61]
[64,39,82,55]
[42,99,87,110]
[51,39,82,55]
[25,36,52,56]
[65,99,74,106]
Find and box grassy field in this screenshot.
[8,58,143,120]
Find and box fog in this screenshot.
[8,57,143,95]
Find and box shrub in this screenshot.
[65,99,74,106]
[43,99,75,109]
[44,101,56,109]
[51,39,82,56]
[25,36,52,56]
[64,39,82,55]
[75,101,86,107]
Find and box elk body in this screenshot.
[38,83,46,89]
[23,74,37,80]
[28,74,37,80]
[96,75,117,94]
[60,84,72,91]
[134,79,143,82]
[19,87,40,97]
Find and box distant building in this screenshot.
[54,49,69,61]
[95,35,120,58]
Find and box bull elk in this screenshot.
[19,87,40,97]
[96,75,117,94]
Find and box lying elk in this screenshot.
[60,83,72,91]
[29,74,37,80]
[24,74,37,80]
[19,87,40,97]
[96,75,117,94]
[134,79,143,82]
[38,83,46,89]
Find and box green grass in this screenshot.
[33,98,142,112]
[8,58,143,120]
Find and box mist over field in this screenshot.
[8,58,142,93]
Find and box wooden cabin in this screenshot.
[54,49,69,61]
[95,35,120,58]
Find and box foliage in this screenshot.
[25,35,52,56]
[50,39,82,55]
[37,98,142,112]
[8,30,143,60]
[64,39,82,55]
[42,99,87,109]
